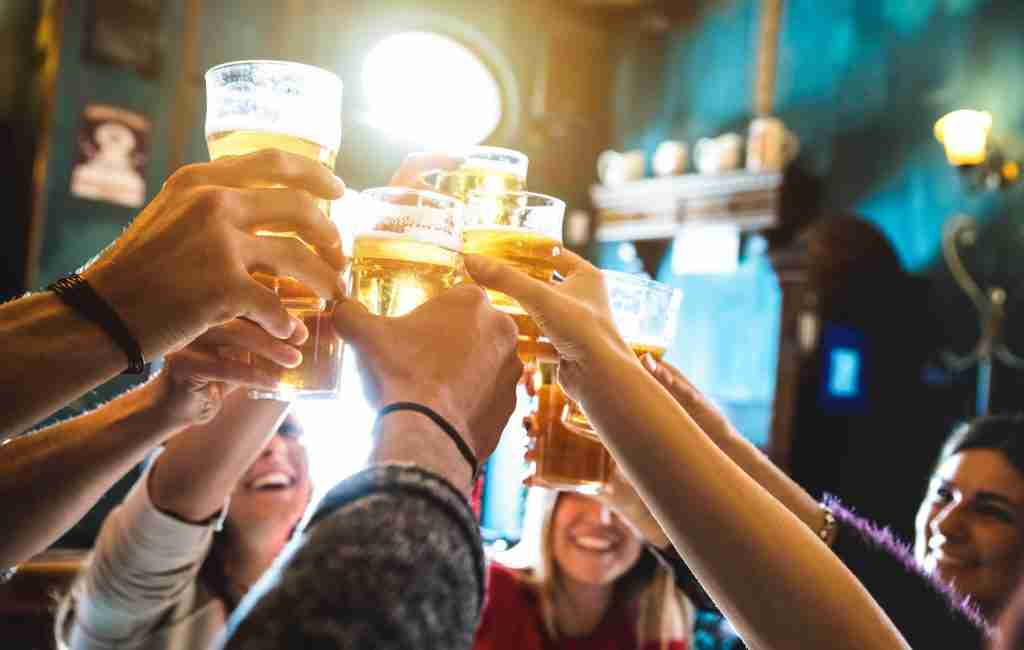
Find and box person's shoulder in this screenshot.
[486,562,531,595]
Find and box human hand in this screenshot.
[83,148,345,361]
[333,285,522,465]
[149,316,308,430]
[641,355,740,444]
[464,251,633,401]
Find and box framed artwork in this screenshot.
[70,104,150,208]
[83,0,164,78]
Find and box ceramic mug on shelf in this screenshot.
[746,116,799,172]
[652,140,688,176]
[695,133,743,174]
[597,149,645,186]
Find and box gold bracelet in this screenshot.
[817,503,838,546]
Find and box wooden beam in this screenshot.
[168,0,202,174]
[24,0,64,290]
[753,0,783,117]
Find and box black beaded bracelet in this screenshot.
[377,402,479,481]
[49,273,146,374]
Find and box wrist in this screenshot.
[371,410,474,495]
[574,342,644,407]
[83,261,187,361]
[131,371,193,436]
[376,389,470,454]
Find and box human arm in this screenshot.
[0,318,304,569]
[217,286,522,649]
[642,357,828,542]
[466,253,910,650]
[147,390,290,524]
[0,148,344,438]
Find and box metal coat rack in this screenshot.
[942,215,1024,415]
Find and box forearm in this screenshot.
[148,392,290,522]
[220,464,484,650]
[0,379,179,567]
[714,428,825,535]
[579,353,909,650]
[0,291,130,437]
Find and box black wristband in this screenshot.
[377,402,479,481]
[49,273,146,374]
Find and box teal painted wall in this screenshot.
[605,0,1024,448]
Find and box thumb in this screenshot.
[331,296,378,344]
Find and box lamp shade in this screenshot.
[935,110,992,166]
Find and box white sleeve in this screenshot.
[69,460,218,645]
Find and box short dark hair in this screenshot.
[937,414,1024,479]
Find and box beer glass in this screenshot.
[563,271,682,434]
[423,146,528,201]
[527,362,613,495]
[349,187,464,318]
[205,60,344,400]
[527,272,681,493]
[462,191,565,362]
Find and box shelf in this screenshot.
[590,170,783,242]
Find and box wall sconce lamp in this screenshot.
[935,109,1020,191]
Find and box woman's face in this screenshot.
[227,416,312,544]
[550,493,644,588]
[914,449,1024,613]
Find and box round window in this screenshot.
[363,31,504,147]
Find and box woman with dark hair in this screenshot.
[644,355,997,648]
[915,415,1024,619]
[57,393,313,649]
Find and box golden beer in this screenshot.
[463,225,561,362]
[429,166,525,201]
[207,129,338,230]
[206,130,343,400]
[564,343,667,432]
[528,363,612,494]
[425,146,528,202]
[249,297,342,400]
[351,232,462,317]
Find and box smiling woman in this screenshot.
[474,488,698,650]
[55,396,315,650]
[914,415,1024,618]
[362,31,504,147]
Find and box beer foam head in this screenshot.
[354,188,463,251]
[461,146,528,178]
[205,60,343,151]
[465,191,565,241]
[602,270,682,345]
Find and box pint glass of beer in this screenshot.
[349,187,464,317]
[462,191,565,362]
[205,60,343,400]
[423,146,528,200]
[563,271,683,435]
[527,362,613,495]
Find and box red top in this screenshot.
[474,563,687,650]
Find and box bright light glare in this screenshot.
[363,31,503,147]
[293,351,376,499]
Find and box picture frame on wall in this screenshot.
[83,0,164,79]
[70,104,150,208]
